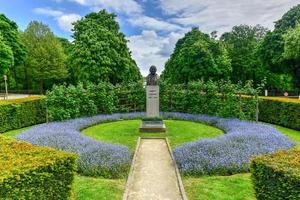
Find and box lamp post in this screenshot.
[3,75,8,100]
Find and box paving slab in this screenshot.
[126,139,183,200]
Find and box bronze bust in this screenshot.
[146,65,159,85]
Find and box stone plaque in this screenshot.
[146,85,159,117]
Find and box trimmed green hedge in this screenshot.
[259,99,300,130]
[0,136,77,199]
[0,136,77,200]
[0,96,46,133]
[251,149,300,200]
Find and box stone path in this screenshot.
[125,139,184,200]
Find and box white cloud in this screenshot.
[70,0,143,15]
[159,0,300,33]
[128,15,184,32]
[127,30,184,76]
[34,8,81,32]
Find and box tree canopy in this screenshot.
[161,28,231,83]
[220,24,268,85]
[23,21,68,93]
[0,14,26,74]
[0,34,13,75]
[70,10,142,85]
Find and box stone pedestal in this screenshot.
[146,86,159,117]
[140,85,166,132]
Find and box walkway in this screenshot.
[124,138,185,200]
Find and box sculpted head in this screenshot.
[149,65,157,76]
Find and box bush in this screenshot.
[46,82,145,121]
[17,113,144,178]
[160,80,258,121]
[259,98,300,130]
[165,112,295,176]
[251,149,300,200]
[0,136,77,199]
[0,96,46,133]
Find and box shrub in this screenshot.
[160,80,258,121]
[46,82,145,121]
[17,112,145,178]
[0,136,77,199]
[0,96,46,133]
[259,98,300,130]
[251,149,300,200]
[165,112,295,176]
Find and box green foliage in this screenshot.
[46,82,145,121]
[283,23,300,60]
[220,24,268,85]
[160,80,258,120]
[23,21,68,93]
[70,10,142,85]
[0,96,46,133]
[0,14,26,69]
[259,98,300,130]
[0,34,13,74]
[258,4,300,89]
[0,136,77,200]
[251,149,300,200]
[162,28,231,83]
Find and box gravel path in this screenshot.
[126,139,183,200]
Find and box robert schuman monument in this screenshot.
[140,65,166,132]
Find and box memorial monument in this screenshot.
[139,66,166,132]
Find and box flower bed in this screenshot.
[17,112,295,178]
[164,113,295,176]
[17,113,144,178]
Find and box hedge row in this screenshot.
[0,96,47,133]
[251,149,300,200]
[259,99,300,130]
[0,136,77,199]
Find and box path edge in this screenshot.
[122,137,141,200]
[165,138,188,200]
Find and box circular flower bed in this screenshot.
[16,113,145,178]
[17,112,295,178]
[163,112,295,176]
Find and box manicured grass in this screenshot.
[82,119,223,150]
[273,125,300,145]
[1,126,33,138]
[74,176,125,200]
[184,174,255,200]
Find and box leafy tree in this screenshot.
[23,21,68,93]
[161,28,231,83]
[70,10,142,84]
[220,24,268,85]
[0,34,13,75]
[258,4,300,89]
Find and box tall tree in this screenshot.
[23,21,68,93]
[0,14,26,89]
[0,34,13,75]
[258,4,300,89]
[161,28,231,83]
[220,24,268,85]
[70,10,142,84]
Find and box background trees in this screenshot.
[220,25,268,85]
[70,10,142,85]
[161,28,231,84]
[22,21,68,93]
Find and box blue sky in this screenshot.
[1,0,300,75]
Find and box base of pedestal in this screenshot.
[139,120,166,132]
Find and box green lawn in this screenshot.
[184,174,255,200]
[82,119,223,150]
[73,176,125,200]
[3,121,300,200]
